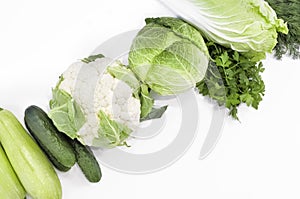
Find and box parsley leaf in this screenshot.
[196,41,265,120]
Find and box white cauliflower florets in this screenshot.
[56,57,141,146]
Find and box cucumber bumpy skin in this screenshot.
[73,139,102,183]
[0,109,62,199]
[24,105,76,171]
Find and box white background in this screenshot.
[1,0,300,198]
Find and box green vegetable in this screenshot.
[0,144,26,199]
[49,76,86,140]
[108,65,167,121]
[266,0,300,59]
[93,110,132,147]
[129,17,209,96]
[107,62,141,97]
[162,0,288,59]
[197,41,265,120]
[81,54,105,63]
[140,105,168,122]
[73,139,102,183]
[0,109,62,199]
[140,84,154,119]
[49,57,142,148]
[24,105,76,172]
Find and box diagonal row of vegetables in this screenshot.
[0,108,62,199]
[0,0,299,198]
[0,106,102,198]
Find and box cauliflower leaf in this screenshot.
[48,76,86,139]
[94,110,132,148]
[140,84,154,119]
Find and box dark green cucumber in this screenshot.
[44,149,70,172]
[73,139,102,183]
[24,105,76,171]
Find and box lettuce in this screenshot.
[160,0,288,58]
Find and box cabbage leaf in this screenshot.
[129,17,209,96]
[160,0,288,58]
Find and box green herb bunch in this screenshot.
[197,42,265,120]
[266,0,300,59]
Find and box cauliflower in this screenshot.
[49,56,141,147]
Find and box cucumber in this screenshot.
[46,152,71,172]
[24,105,76,171]
[0,144,26,199]
[0,108,62,199]
[73,139,102,183]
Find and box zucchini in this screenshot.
[24,105,76,171]
[0,108,62,199]
[73,139,102,183]
[0,144,26,199]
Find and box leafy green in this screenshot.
[49,76,71,108]
[48,76,86,139]
[107,63,167,121]
[138,84,168,121]
[145,17,209,55]
[140,106,168,122]
[107,62,141,97]
[81,54,105,63]
[94,110,132,148]
[266,0,300,59]
[48,100,86,139]
[140,84,154,119]
[163,0,288,58]
[197,41,265,120]
[129,17,209,96]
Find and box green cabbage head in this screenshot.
[128,17,209,96]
